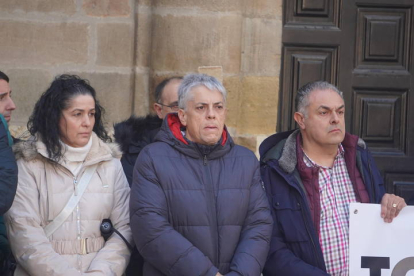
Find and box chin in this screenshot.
[202,137,220,145]
[328,137,345,145]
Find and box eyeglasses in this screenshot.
[157,103,179,112]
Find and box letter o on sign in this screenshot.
[392,257,414,276]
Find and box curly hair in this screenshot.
[27,74,111,161]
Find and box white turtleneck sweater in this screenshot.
[59,138,93,177]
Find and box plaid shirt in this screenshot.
[303,145,357,276]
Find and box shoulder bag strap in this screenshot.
[43,164,98,237]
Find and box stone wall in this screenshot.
[1,0,282,153]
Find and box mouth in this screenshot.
[204,126,218,131]
[329,128,341,133]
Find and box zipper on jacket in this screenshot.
[73,177,78,196]
[73,173,82,269]
[202,156,219,266]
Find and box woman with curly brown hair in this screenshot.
[5,75,132,275]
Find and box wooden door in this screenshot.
[280,0,414,203]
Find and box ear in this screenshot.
[294,112,306,130]
[153,103,163,119]
[178,109,187,126]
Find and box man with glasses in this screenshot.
[153,77,182,120]
[115,76,183,185]
[114,76,182,276]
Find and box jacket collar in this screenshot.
[155,113,233,160]
[261,129,367,174]
[14,132,122,167]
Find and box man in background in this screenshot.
[0,71,18,275]
[114,76,182,276]
[114,76,182,185]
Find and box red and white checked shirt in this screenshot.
[303,145,357,276]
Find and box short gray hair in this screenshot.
[295,81,343,116]
[178,73,227,109]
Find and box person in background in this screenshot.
[0,71,18,275]
[5,75,132,275]
[0,70,17,214]
[114,76,182,186]
[114,76,182,276]
[130,73,273,275]
[260,81,406,276]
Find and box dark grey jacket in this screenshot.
[130,114,273,276]
[0,115,17,215]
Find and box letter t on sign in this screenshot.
[361,256,390,276]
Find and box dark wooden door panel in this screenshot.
[281,0,414,201]
[355,6,411,73]
[284,0,340,29]
[385,173,414,204]
[280,46,338,130]
[352,88,407,155]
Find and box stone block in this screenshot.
[232,135,257,153]
[153,0,243,13]
[238,76,279,135]
[83,0,131,17]
[242,18,282,76]
[136,11,153,68]
[6,69,52,127]
[198,66,223,82]
[96,23,134,67]
[244,0,283,18]
[151,14,243,74]
[74,72,133,124]
[136,0,152,7]
[134,72,150,116]
[0,0,76,15]
[222,76,242,129]
[0,21,88,66]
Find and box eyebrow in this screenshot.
[71,108,95,112]
[318,104,345,111]
[196,102,224,105]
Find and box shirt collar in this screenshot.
[302,143,345,169]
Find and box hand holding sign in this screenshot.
[380,193,407,223]
[349,203,414,276]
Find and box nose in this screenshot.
[82,115,91,127]
[330,111,339,124]
[206,106,216,119]
[7,98,16,111]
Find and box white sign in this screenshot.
[349,203,414,276]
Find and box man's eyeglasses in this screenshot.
[157,103,179,112]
